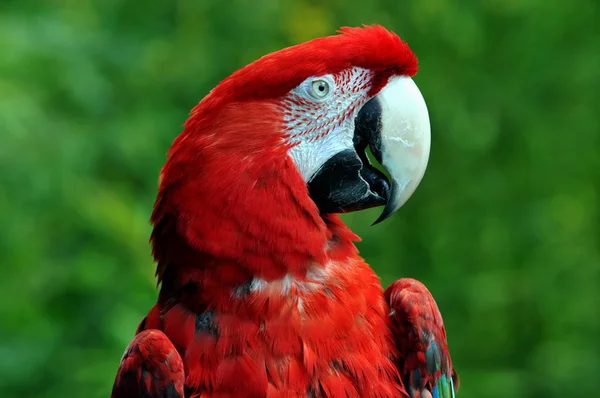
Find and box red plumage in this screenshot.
[111,25,457,398]
[386,279,459,397]
[111,330,184,398]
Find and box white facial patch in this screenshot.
[282,67,374,181]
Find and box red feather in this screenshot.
[111,25,457,397]
[111,330,184,398]
[385,279,459,397]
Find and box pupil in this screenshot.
[319,84,325,91]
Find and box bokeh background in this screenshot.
[1,0,599,397]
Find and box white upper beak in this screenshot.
[373,76,431,223]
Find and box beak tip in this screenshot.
[370,217,383,227]
[371,198,399,226]
[371,215,387,226]
[370,178,407,226]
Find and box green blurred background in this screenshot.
[1,0,598,397]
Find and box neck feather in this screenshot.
[150,101,360,292]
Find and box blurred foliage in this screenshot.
[1,0,598,397]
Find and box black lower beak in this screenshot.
[307,149,389,214]
[307,97,389,215]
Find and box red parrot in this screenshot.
[111,25,458,398]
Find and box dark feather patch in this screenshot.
[232,280,253,297]
[410,368,422,389]
[425,340,441,375]
[307,385,319,397]
[163,382,183,398]
[195,311,218,335]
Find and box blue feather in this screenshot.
[411,368,422,389]
[426,340,442,375]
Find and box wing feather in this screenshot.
[385,278,459,398]
[111,329,185,398]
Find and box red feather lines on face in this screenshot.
[282,67,372,144]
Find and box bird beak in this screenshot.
[364,76,431,224]
[307,76,431,224]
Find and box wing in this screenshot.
[385,278,459,398]
[111,329,185,398]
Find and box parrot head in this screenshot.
[153,25,430,275]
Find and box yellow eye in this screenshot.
[311,79,330,98]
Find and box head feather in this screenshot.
[191,24,418,116]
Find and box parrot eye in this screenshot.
[310,79,330,98]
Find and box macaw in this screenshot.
[111,25,459,398]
